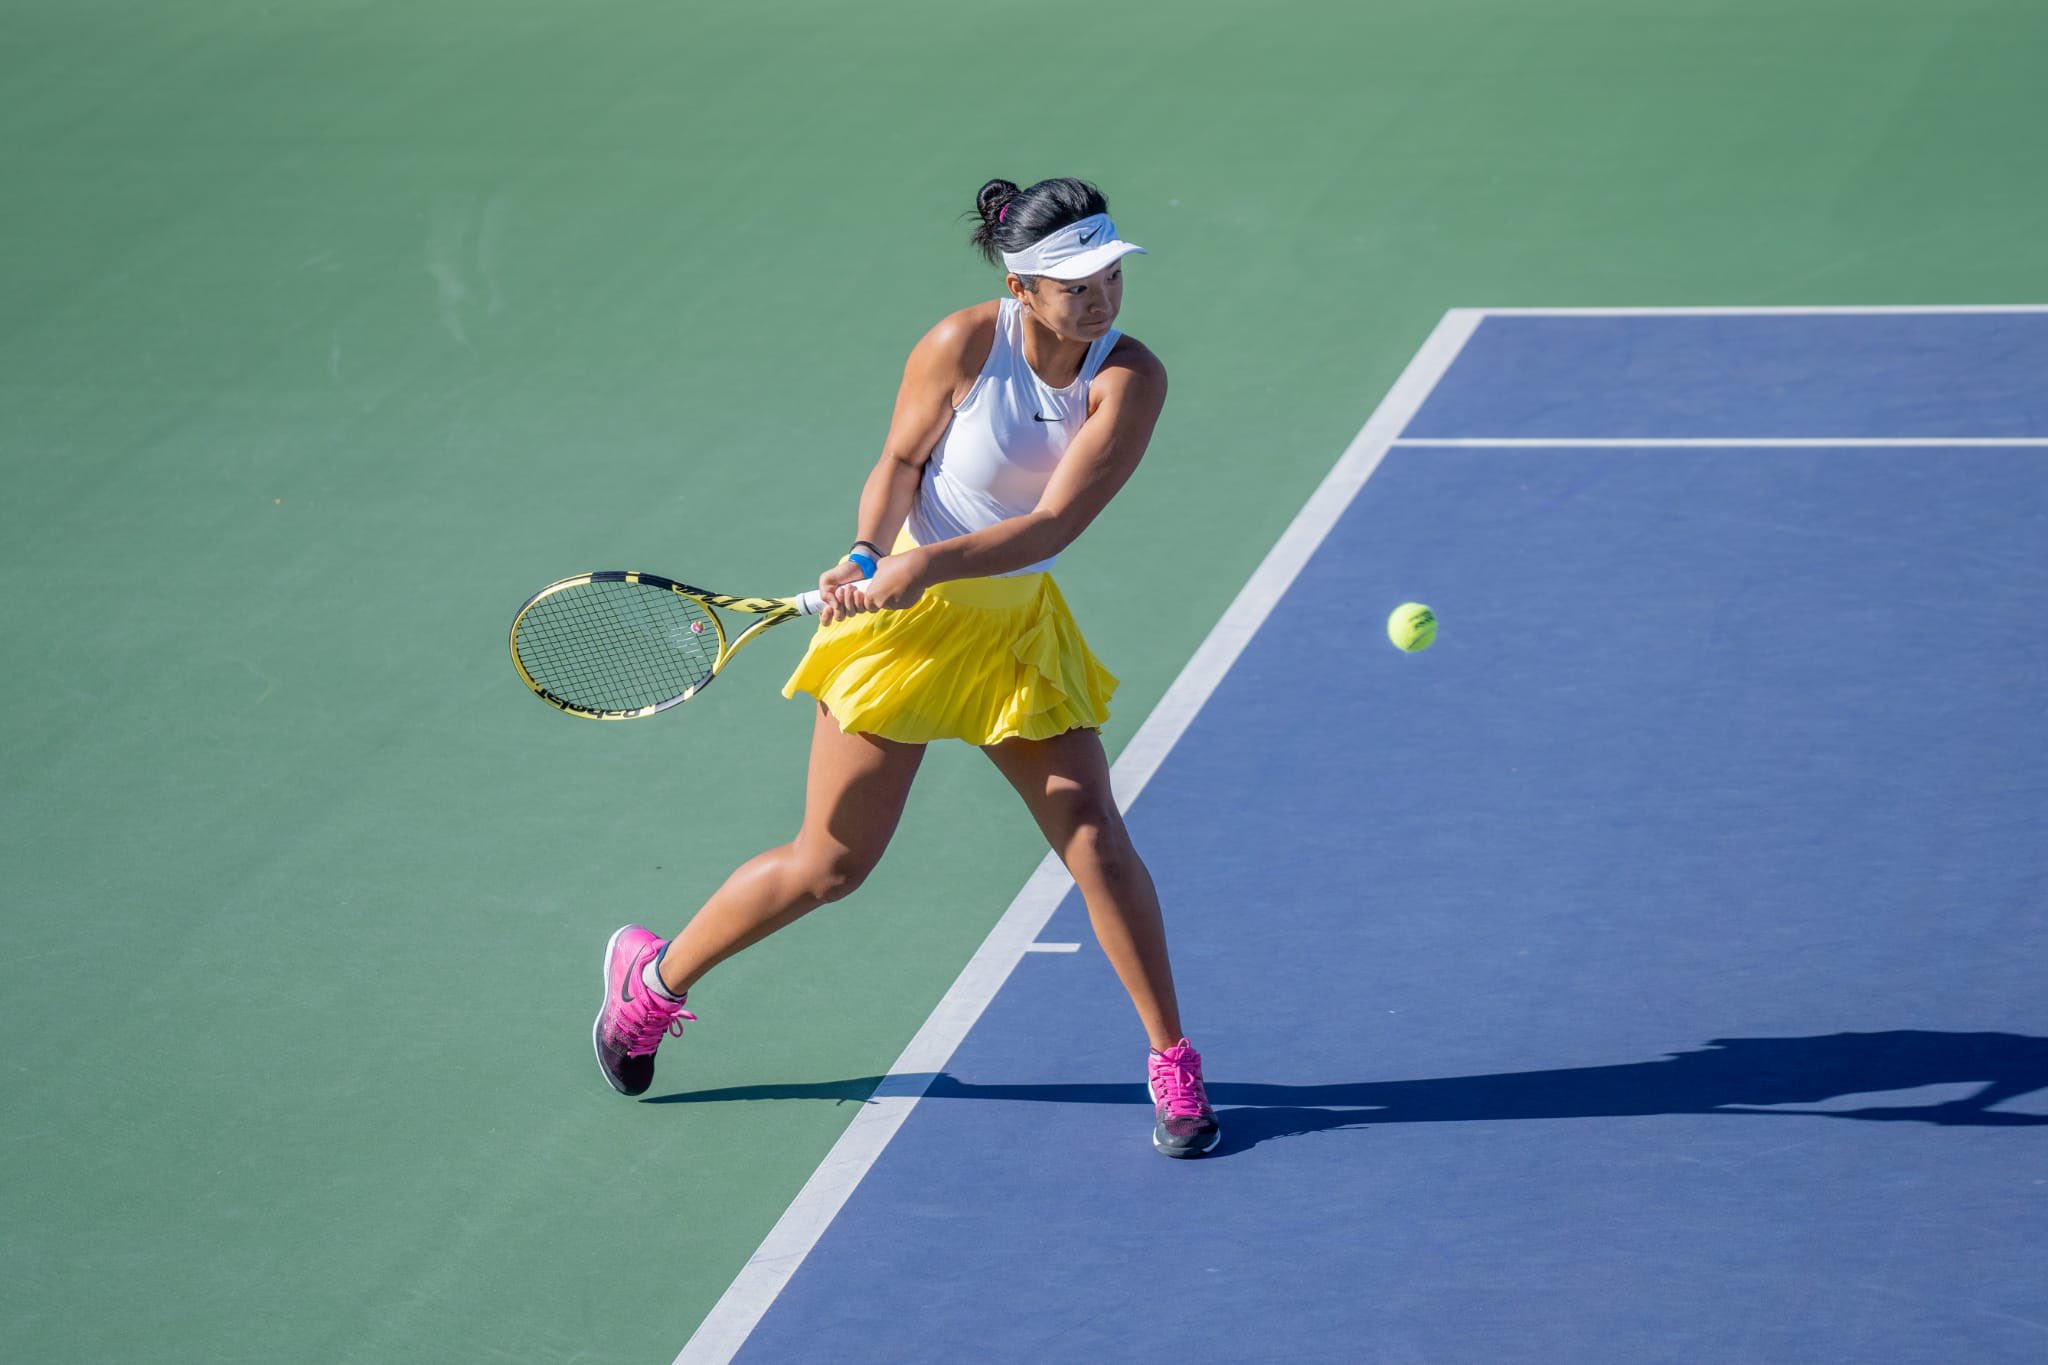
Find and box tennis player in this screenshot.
[594,177,1219,1158]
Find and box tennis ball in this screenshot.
[1387,602,1437,652]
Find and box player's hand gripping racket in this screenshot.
[509,571,866,719]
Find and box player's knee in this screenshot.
[801,848,881,904]
[1065,805,1135,883]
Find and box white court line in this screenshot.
[1396,438,2048,448]
[673,306,1487,1365]
[1473,304,2048,316]
[1024,942,1082,953]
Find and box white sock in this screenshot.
[642,957,687,1002]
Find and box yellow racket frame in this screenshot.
[508,570,808,720]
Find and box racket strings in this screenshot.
[516,581,721,712]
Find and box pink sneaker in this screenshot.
[593,925,695,1096]
[1148,1039,1222,1158]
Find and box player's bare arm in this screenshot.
[816,304,998,622]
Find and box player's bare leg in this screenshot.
[981,727,1182,1048]
[982,726,1219,1156]
[659,703,925,992]
[593,704,921,1095]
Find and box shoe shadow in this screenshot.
[645,1030,2048,1155]
[645,1076,892,1106]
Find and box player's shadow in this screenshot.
[648,1031,2048,1155]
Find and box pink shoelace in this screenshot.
[625,996,696,1057]
[1152,1049,1209,1118]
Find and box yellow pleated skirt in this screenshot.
[782,564,1118,746]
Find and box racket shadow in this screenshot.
[645,1031,2048,1155]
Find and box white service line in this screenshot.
[1471,304,2048,316]
[1395,437,2048,448]
[673,305,1486,1365]
[1024,942,1083,953]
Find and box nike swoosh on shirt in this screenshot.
[1033,412,1063,422]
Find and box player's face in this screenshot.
[1013,263,1124,341]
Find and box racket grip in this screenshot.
[792,579,873,616]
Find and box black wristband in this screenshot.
[850,539,883,558]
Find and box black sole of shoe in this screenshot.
[1153,1128,1223,1158]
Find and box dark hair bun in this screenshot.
[976,179,1020,227]
[967,176,1109,269]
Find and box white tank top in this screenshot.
[908,298,1123,576]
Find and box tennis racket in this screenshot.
[509,570,868,720]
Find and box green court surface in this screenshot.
[4,2,2045,1359]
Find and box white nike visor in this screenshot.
[1000,213,1146,280]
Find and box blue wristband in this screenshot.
[846,549,879,577]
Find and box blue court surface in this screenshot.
[691,309,2048,1364]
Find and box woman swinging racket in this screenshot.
[593,176,1220,1158]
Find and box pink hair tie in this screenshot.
[998,205,1009,223]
